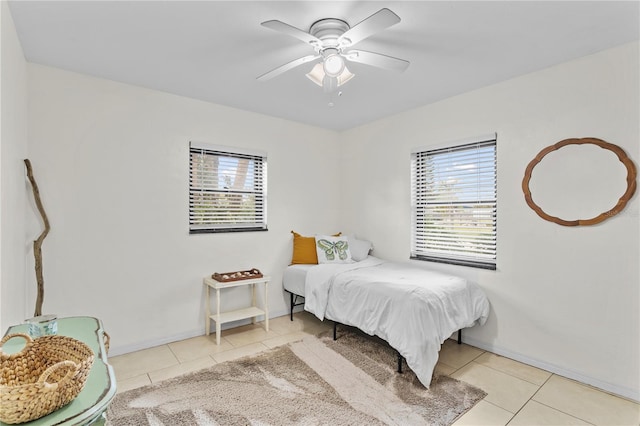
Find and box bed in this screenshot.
[283,255,490,388]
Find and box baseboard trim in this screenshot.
[108,308,291,357]
[110,311,638,402]
[461,335,640,403]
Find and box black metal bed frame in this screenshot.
[288,291,305,321]
[332,322,462,373]
[286,289,463,374]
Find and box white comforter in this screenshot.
[304,256,490,388]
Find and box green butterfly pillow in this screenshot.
[315,235,354,264]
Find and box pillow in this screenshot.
[347,235,373,261]
[291,231,318,265]
[291,231,341,265]
[315,235,353,264]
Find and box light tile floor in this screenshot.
[109,312,639,425]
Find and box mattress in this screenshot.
[282,264,314,296]
[303,256,490,388]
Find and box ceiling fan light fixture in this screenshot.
[306,63,324,86]
[323,52,345,77]
[337,66,355,85]
[306,63,354,88]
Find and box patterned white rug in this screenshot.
[107,330,486,425]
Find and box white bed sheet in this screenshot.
[283,264,314,296]
[303,256,490,388]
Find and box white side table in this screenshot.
[203,275,270,345]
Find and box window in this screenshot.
[189,142,267,233]
[411,135,497,269]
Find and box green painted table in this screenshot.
[1,317,116,425]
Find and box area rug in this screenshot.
[106,329,486,425]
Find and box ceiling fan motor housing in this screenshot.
[309,18,350,49]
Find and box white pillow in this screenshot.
[347,235,373,261]
[315,235,353,264]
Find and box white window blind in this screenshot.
[189,142,267,233]
[411,136,497,269]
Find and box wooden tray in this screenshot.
[212,268,263,282]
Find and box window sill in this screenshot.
[190,227,268,234]
[410,255,496,270]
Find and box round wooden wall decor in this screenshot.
[522,137,637,226]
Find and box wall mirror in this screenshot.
[522,138,636,226]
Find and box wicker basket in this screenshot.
[0,333,95,424]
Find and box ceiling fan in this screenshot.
[257,8,410,93]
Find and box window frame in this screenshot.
[410,134,497,270]
[189,141,267,234]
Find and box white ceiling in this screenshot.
[8,1,640,131]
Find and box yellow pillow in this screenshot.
[290,231,341,265]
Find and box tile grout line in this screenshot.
[472,360,551,387]
[155,334,277,378]
[504,373,596,426]
[505,374,553,426]
[446,351,548,424]
[445,347,560,390]
[440,344,487,374]
[477,399,517,423]
[531,397,598,426]
[504,373,551,425]
[147,340,269,385]
[165,343,182,365]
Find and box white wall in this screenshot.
[16,28,639,400]
[26,64,341,354]
[0,0,29,331]
[339,42,639,400]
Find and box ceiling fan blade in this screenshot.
[261,20,322,47]
[257,55,320,81]
[344,50,409,72]
[338,8,401,47]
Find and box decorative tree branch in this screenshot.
[24,159,50,317]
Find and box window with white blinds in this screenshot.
[410,135,497,270]
[189,142,267,233]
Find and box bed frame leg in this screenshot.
[333,322,337,341]
[290,292,294,321]
[397,351,403,373]
[457,329,462,345]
